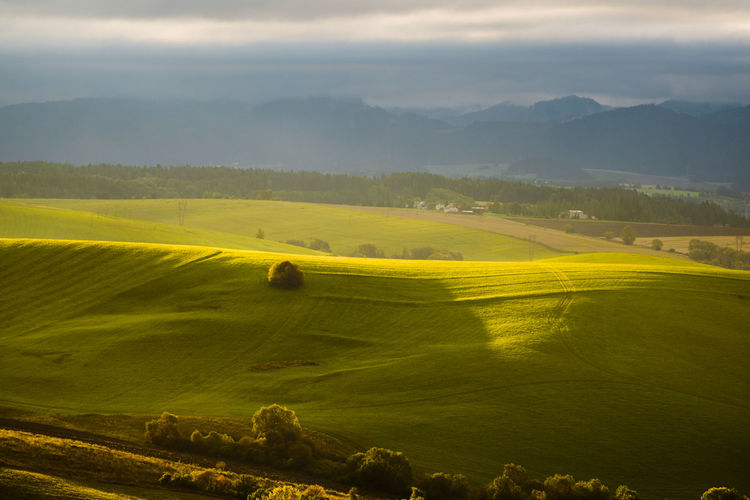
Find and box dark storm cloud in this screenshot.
[1,43,748,108]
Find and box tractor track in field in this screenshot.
[540,265,750,412]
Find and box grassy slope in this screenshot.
[12,199,564,261]
[1,239,749,499]
[0,200,320,255]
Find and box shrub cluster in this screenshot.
[268,261,305,289]
[395,247,464,261]
[346,447,413,496]
[285,239,332,253]
[159,469,261,499]
[147,407,748,500]
[351,244,385,258]
[146,405,317,470]
[688,239,750,270]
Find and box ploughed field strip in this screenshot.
[1,238,749,499]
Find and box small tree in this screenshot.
[145,412,183,447]
[701,487,744,500]
[620,226,636,245]
[651,239,663,250]
[604,231,615,240]
[564,224,575,234]
[252,404,302,442]
[308,238,331,253]
[347,447,413,496]
[615,485,640,500]
[267,261,304,289]
[256,228,265,239]
[352,243,385,258]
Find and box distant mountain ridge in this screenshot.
[452,95,610,126]
[0,96,748,183]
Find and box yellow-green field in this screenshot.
[1,238,748,499]
[4,199,565,261]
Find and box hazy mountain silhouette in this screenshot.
[1,97,748,182]
[659,100,742,116]
[452,95,609,126]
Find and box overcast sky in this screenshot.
[1,0,749,108]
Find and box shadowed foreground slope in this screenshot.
[0,239,748,499]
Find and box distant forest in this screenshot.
[1,161,748,227]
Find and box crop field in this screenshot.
[1,238,748,499]
[7,199,564,261]
[510,216,750,238]
[0,200,320,255]
[652,236,748,254]
[345,206,681,257]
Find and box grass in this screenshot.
[9,198,565,261]
[0,200,321,255]
[645,235,748,254]
[1,238,749,499]
[0,428,288,499]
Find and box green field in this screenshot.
[1,238,748,499]
[6,199,564,261]
[0,200,320,255]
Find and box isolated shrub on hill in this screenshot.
[308,238,332,253]
[352,243,385,258]
[701,487,747,500]
[257,228,265,239]
[651,239,663,250]
[252,404,302,442]
[620,226,636,245]
[347,447,413,496]
[564,224,575,234]
[603,231,615,240]
[145,412,183,447]
[418,472,469,500]
[614,485,639,500]
[267,261,304,289]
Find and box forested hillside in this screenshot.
[2,162,748,227]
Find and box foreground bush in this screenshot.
[268,261,305,289]
[701,487,748,500]
[347,447,413,496]
[145,412,183,448]
[418,472,469,500]
[252,404,303,443]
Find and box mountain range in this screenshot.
[1,96,748,184]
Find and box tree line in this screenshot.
[145,405,747,500]
[1,161,748,227]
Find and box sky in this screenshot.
[1,0,749,108]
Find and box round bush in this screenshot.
[348,447,413,496]
[267,261,304,289]
[252,404,303,442]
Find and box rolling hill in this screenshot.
[8,199,565,261]
[1,238,748,499]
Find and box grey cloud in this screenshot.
[1,0,749,20]
[1,43,749,108]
